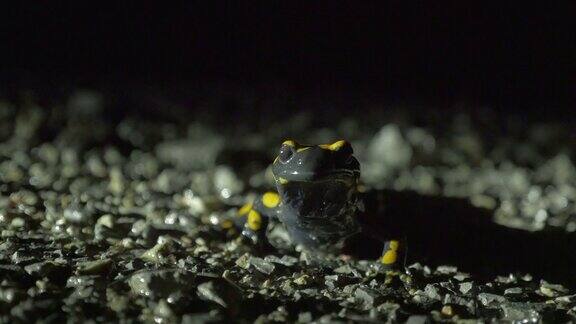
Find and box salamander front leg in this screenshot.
[380,239,405,271]
[236,191,281,250]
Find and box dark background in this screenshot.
[2,1,575,113]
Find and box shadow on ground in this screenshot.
[348,190,576,288]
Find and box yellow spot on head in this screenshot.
[319,140,348,151]
[388,240,399,251]
[277,177,289,185]
[238,203,253,217]
[381,250,397,265]
[282,139,296,147]
[262,192,280,208]
[247,210,262,231]
[296,146,311,153]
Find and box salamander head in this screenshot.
[271,139,361,252]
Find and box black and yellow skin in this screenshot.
[223,139,576,286]
[271,140,362,254]
[235,192,278,246]
[234,139,402,268]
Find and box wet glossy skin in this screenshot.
[270,140,362,253]
[222,140,576,282]
[227,139,399,266]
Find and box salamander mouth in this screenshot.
[311,169,359,179]
[275,169,359,183]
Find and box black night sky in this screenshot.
[2,1,575,112]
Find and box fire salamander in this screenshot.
[226,139,402,268]
[216,139,576,286]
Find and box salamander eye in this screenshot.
[278,144,294,164]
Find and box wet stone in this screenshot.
[324,275,341,290]
[405,315,430,324]
[354,287,379,310]
[501,303,541,322]
[127,269,194,298]
[264,255,298,267]
[293,274,310,286]
[63,205,91,224]
[24,260,69,279]
[235,254,250,270]
[249,256,275,275]
[504,287,524,296]
[424,284,442,301]
[66,275,98,288]
[0,95,575,322]
[140,237,178,264]
[75,259,112,275]
[459,282,474,295]
[478,293,507,307]
[153,299,176,322]
[197,280,241,309]
[540,282,569,298]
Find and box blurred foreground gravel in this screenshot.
[1,90,576,322]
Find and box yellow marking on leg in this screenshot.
[247,210,262,231]
[238,203,253,217]
[381,250,397,265]
[262,192,280,208]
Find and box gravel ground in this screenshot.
[1,90,576,323]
